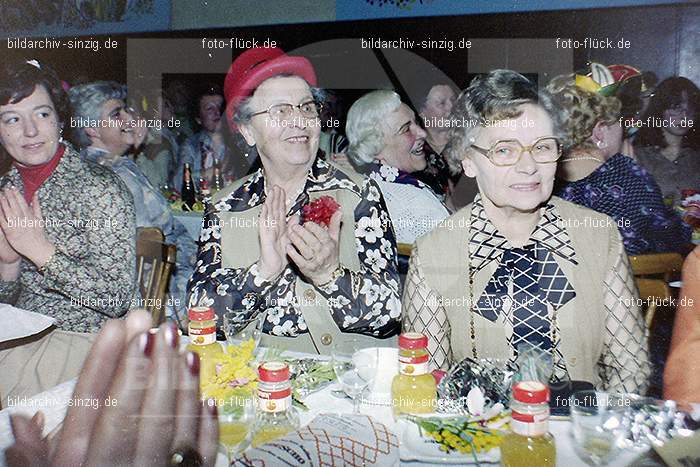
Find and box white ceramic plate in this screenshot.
[397,417,501,464]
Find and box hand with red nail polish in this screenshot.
[7,311,219,467]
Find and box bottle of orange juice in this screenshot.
[391,332,437,417]
[500,381,556,466]
[186,306,223,388]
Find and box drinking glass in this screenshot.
[218,396,255,462]
[223,311,266,356]
[570,391,630,466]
[331,338,379,414]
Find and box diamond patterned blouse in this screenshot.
[403,195,652,394]
[0,144,137,332]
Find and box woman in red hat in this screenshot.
[187,47,400,353]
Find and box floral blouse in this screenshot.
[188,156,401,338]
[0,144,137,332]
[556,153,691,255]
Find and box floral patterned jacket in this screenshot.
[0,144,137,332]
[188,156,401,339]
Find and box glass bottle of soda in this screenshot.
[250,362,300,447]
[181,162,196,211]
[211,160,224,194]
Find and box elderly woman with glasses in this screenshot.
[402,70,651,394]
[345,90,450,244]
[187,47,400,353]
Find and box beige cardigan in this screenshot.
[403,196,651,394]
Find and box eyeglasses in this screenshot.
[470,136,562,167]
[250,100,322,121]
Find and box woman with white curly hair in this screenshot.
[346,90,449,244]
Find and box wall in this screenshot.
[2,3,699,91]
[570,4,700,84]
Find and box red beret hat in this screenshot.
[223,47,317,131]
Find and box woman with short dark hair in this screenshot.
[0,59,136,332]
[172,84,245,191]
[636,77,700,205]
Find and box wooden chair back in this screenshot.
[136,227,177,326]
[629,253,684,328]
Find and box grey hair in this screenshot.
[444,70,564,173]
[230,74,326,158]
[345,90,402,166]
[68,81,127,148]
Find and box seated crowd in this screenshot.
[1,48,699,464]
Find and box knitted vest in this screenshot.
[414,197,620,385]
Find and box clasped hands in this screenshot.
[0,186,55,270]
[257,185,342,285]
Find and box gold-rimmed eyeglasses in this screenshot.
[250,100,322,121]
[470,136,562,167]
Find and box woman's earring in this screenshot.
[596,140,607,149]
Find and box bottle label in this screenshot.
[188,326,216,345]
[511,409,549,436]
[399,354,429,375]
[257,388,292,413]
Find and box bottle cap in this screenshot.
[399,332,428,350]
[258,361,290,382]
[512,381,550,404]
[188,306,215,321]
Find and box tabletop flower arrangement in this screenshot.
[200,339,258,407]
[408,410,509,459]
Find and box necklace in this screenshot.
[466,211,560,362]
[560,156,603,163]
[560,156,604,163]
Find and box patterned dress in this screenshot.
[0,144,137,332]
[556,153,691,255]
[188,157,401,338]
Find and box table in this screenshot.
[0,349,651,467]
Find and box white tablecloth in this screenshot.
[0,348,648,467]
